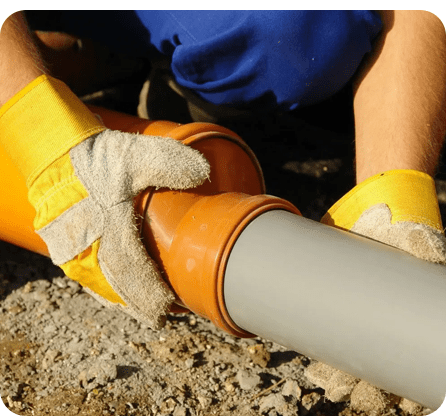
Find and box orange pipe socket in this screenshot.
[0,106,301,337]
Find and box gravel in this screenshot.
[0,256,326,416]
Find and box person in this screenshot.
[1,10,445,411]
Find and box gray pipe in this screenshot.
[224,209,446,410]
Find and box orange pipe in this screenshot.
[0,106,300,336]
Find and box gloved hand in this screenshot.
[0,75,210,329]
[305,169,446,414]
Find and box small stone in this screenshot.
[301,392,321,411]
[108,401,119,410]
[173,406,187,416]
[224,381,235,392]
[46,349,61,361]
[236,370,261,390]
[33,290,49,301]
[6,396,14,408]
[247,344,270,368]
[259,393,287,413]
[282,379,302,399]
[23,282,33,293]
[160,397,177,413]
[128,341,139,352]
[79,361,117,390]
[19,365,34,378]
[66,339,81,354]
[69,352,84,365]
[305,361,358,402]
[350,381,399,414]
[185,358,194,369]
[43,323,57,334]
[90,348,101,356]
[89,361,118,384]
[34,279,51,290]
[399,398,425,414]
[66,280,81,295]
[54,277,68,289]
[7,305,24,315]
[78,370,88,385]
[197,395,212,408]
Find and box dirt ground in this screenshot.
[1,73,445,416]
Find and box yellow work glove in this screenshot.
[0,75,210,329]
[305,169,445,414]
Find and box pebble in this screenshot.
[6,395,22,409]
[108,401,119,410]
[197,395,212,408]
[185,358,194,369]
[41,349,61,370]
[236,369,261,390]
[53,277,68,289]
[43,323,57,334]
[33,290,49,301]
[160,397,177,413]
[7,305,24,315]
[23,282,33,293]
[173,406,187,416]
[259,393,288,413]
[78,361,118,390]
[301,392,321,411]
[247,343,271,368]
[281,379,302,399]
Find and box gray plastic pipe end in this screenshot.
[224,210,446,409]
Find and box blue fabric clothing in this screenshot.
[135,11,382,111]
[29,10,382,112]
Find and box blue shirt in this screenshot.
[52,10,382,111]
[134,11,382,111]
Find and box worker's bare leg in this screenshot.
[353,11,446,184]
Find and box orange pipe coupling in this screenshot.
[0,106,300,337]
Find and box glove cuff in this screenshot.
[0,75,105,187]
[322,170,443,232]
